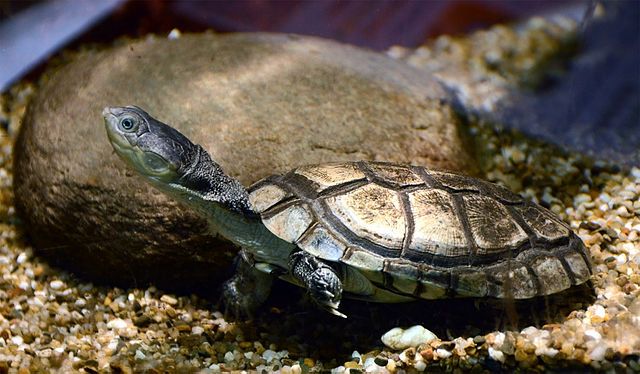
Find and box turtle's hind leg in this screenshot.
[289,250,346,318]
[221,252,274,319]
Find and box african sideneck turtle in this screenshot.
[103,106,592,317]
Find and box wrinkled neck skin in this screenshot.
[153,148,295,267]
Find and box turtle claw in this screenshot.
[323,300,347,318]
[310,279,345,317]
[321,290,335,299]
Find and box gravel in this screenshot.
[2,29,639,371]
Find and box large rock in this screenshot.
[14,33,477,292]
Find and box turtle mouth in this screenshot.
[103,107,144,172]
[103,107,135,152]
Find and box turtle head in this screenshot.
[103,106,253,215]
[103,106,193,184]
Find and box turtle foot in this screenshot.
[220,277,258,320]
[218,253,274,320]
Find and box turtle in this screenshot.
[103,105,592,317]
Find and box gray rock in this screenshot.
[13,33,477,291]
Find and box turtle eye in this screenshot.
[119,116,138,132]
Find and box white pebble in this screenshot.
[398,350,410,364]
[160,294,178,305]
[543,347,559,357]
[107,338,119,353]
[584,329,602,341]
[31,297,44,308]
[589,343,607,361]
[363,357,376,369]
[107,318,128,330]
[365,365,387,373]
[18,281,29,291]
[224,351,234,363]
[488,347,505,363]
[436,348,451,359]
[386,45,409,59]
[351,350,361,363]
[134,349,145,360]
[598,193,611,204]
[49,280,64,290]
[167,28,181,40]
[36,348,52,358]
[10,336,23,345]
[592,304,606,319]
[192,326,204,335]
[414,360,427,371]
[262,349,277,363]
[16,253,27,264]
[381,325,438,350]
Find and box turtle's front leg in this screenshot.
[221,251,274,319]
[289,250,346,318]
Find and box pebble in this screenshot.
[106,318,128,330]
[363,357,376,369]
[351,350,362,363]
[584,329,601,341]
[160,294,178,305]
[134,349,145,360]
[589,344,607,361]
[291,364,302,374]
[344,361,360,369]
[106,339,119,353]
[435,348,451,359]
[374,356,388,366]
[224,351,234,363]
[262,350,277,363]
[49,280,65,290]
[16,253,27,264]
[488,347,506,363]
[380,325,438,350]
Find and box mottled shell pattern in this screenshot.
[248,161,592,300]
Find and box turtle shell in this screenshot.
[248,161,592,300]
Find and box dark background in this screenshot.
[1,0,586,50]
